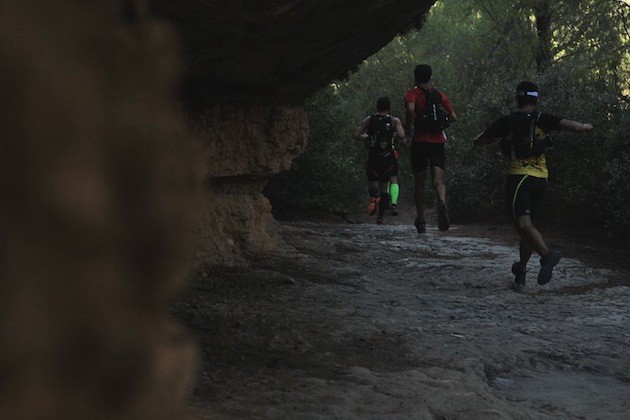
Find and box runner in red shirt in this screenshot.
[404,64,457,233]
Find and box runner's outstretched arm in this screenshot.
[473,133,495,146]
[559,119,594,133]
[352,117,370,140]
[392,117,406,143]
[404,101,415,138]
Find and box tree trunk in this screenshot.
[534,0,553,74]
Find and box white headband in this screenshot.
[518,91,539,97]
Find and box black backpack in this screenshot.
[500,111,548,159]
[367,114,395,154]
[414,87,451,132]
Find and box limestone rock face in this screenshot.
[190,105,309,264]
[201,105,309,177]
[195,105,308,262]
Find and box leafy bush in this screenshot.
[604,152,630,238]
[264,87,366,218]
[265,0,630,239]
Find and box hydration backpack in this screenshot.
[367,114,395,154]
[414,87,450,132]
[500,111,548,159]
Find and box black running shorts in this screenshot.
[410,142,445,172]
[366,150,398,183]
[506,174,547,220]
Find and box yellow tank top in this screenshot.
[507,155,548,178]
[506,125,549,178]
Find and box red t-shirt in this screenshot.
[404,84,455,143]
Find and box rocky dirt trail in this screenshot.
[176,214,630,419]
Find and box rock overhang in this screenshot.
[150,0,436,107]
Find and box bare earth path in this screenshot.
[177,216,630,419]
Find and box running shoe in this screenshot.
[367,196,381,216]
[511,261,526,285]
[512,282,525,293]
[414,217,426,234]
[437,200,450,231]
[376,216,384,225]
[391,204,399,216]
[538,249,561,285]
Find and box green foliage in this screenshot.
[538,61,629,226]
[265,0,630,236]
[264,87,366,217]
[604,151,630,238]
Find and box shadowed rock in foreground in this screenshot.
[0,2,202,418]
[0,0,435,418]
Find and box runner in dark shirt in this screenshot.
[353,96,406,224]
[474,81,594,288]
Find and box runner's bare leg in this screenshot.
[431,166,446,204]
[414,171,427,220]
[516,215,549,258]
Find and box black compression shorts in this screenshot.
[367,150,398,183]
[506,174,547,220]
[410,142,445,172]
